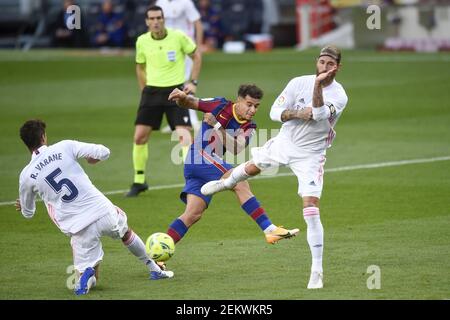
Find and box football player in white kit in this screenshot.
[157,0,204,132]
[16,120,174,296]
[201,46,348,289]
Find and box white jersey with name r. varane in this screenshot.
[19,140,113,235]
[270,75,348,152]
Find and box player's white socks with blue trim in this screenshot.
[303,207,324,272]
[224,162,250,188]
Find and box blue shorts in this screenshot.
[180,150,233,207]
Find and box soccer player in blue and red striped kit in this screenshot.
[164,84,299,249]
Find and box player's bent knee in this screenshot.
[190,211,203,222]
[302,196,320,208]
[121,229,132,242]
[233,181,251,193]
[247,162,262,176]
[134,125,151,144]
[181,210,203,225]
[134,136,148,145]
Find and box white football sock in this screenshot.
[224,162,250,188]
[263,224,277,234]
[123,231,160,272]
[303,207,324,273]
[145,259,162,272]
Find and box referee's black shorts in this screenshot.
[135,84,192,130]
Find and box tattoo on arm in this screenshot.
[178,95,199,109]
[281,108,313,122]
[281,110,298,122]
[313,81,324,108]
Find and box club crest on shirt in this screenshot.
[276,95,285,105]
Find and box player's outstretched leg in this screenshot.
[122,229,174,280]
[202,162,252,196]
[167,218,189,244]
[74,267,96,295]
[201,179,227,196]
[238,194,300,244]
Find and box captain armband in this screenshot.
[312,103,335,121]
[327,102,336,118]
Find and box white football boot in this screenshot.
[307,271,323,289]
[201,180,228,196]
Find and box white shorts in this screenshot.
[251,137,326,198]
[70,206,128,273]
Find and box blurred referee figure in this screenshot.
[127,5,202,197]
[156,0,204,133]
[201,46,348,289]
[16,120,174,296]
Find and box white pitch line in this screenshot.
[1,156,449,207]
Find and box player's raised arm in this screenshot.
[66,140,110,164]
[168,88,199,110]
[312,66,337,120]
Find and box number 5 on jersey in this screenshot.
[45,168,79,202]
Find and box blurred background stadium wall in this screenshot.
[1,0,449,52]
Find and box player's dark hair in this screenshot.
[146,5,164,18]
[20,119,46,151]
[238,84,264,100]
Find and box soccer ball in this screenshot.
[145,232,175,262]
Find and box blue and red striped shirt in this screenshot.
[192,97,257,159]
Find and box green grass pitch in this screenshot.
[0,49,449,299]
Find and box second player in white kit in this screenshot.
[201,46,348,289]
[16,120,174,296]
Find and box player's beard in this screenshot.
[316,67,335,85]
[316,67,326,76]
